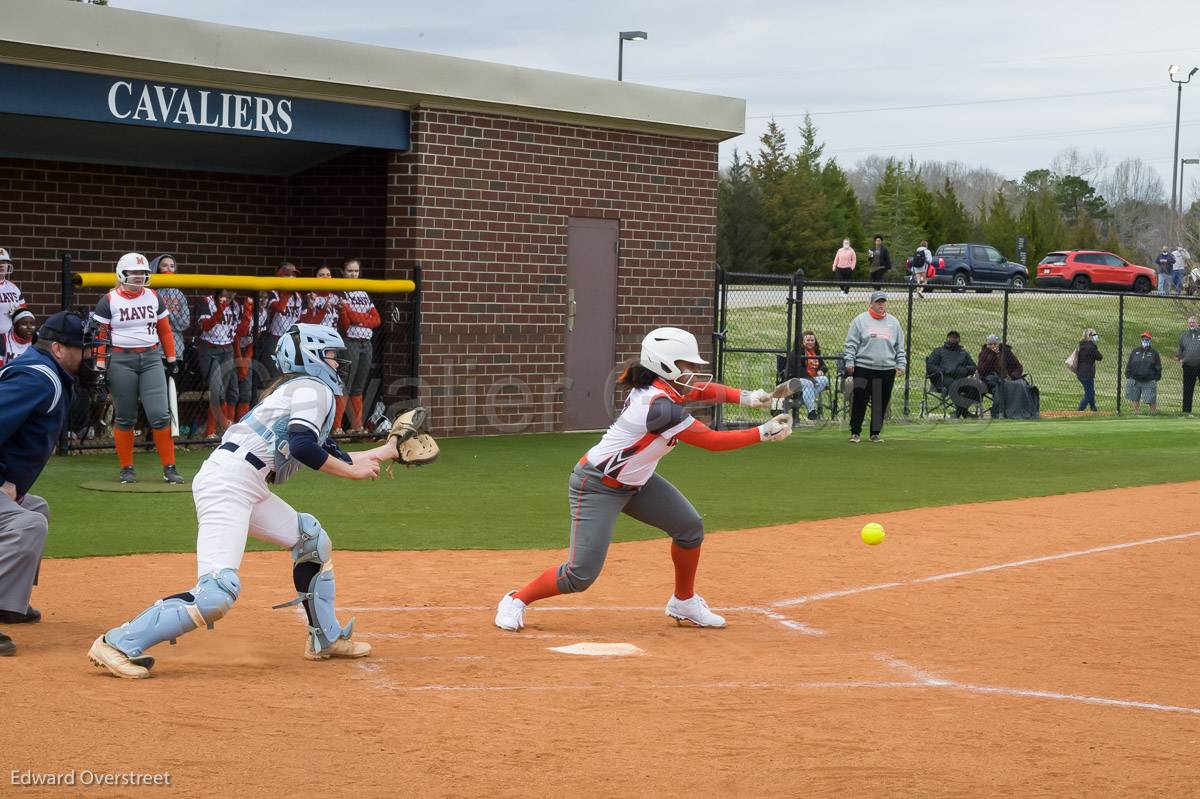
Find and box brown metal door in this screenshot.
[564,217,618,430]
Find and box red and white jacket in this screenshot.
[339,290,381,340]
[582,379,760,488]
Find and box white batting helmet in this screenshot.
[640,327,709,383]
[116,252,151,289]
[0,248,11,281]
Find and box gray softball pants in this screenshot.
[0,493,49,614]
[107,350,171,430]
[555,463,704,595]
[343,338,373,397]
[198,344,237,407]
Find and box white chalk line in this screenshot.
[876,655,1200,717]
[340,604,827,636]
[773,530,1200,608]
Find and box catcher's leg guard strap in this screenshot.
[273,513,352,654]
[104,569,241,657]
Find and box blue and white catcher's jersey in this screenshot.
[220,376,336,484]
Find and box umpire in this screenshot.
[0,312,94,655]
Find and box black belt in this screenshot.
[219,442,266,470]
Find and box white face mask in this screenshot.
[1142,340,1151,348]
[1092,335,1100,343]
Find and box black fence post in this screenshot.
[903,282,913,417]
[1117,294,1125,416]
[1001,286,1010,347]
[60,252,73,311]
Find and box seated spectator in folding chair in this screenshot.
[796,330,830,420]
[977,334,1025,394]
[925,330,981,417]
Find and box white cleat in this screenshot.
[665,594,726,628]
[88,635,151,679]
[495,591,526,631]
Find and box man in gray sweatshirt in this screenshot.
[844,290,907,442]
[1175,316,1200,414]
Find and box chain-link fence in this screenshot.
[714,268,1200,427]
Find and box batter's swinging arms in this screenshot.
[89,324,396,679]
[495,327,792,631]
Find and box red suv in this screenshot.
[1036,250,1156,293]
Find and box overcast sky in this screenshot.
[113,0,1200,203]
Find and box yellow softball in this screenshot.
[860,522,885,546]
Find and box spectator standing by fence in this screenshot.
[867,235,891,290]
[337,258,381,434]
[910,240,933,299]
[843,291,905,443]
[1175,316,1200,415]
[1155,247,1175,296]
[1075,328,1102,412]
[831,239,856,295]
[1125,332,1161,414]
[1171,245,1192,295]
[150,255,189,361]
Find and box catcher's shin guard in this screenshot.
[273,513,354,654]
[104,569,241,657]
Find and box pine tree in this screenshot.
[717,151,769,272]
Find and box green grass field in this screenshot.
[38,416,1200,558]
[720,286,1200,424]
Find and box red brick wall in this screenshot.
[396,108,718,436]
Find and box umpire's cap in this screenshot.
[37,311,87,348]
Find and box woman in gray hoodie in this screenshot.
[843,291,906,442]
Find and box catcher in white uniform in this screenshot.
[88,323,437,678]
[495,327,792,631]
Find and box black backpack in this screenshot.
[912,248,927,270]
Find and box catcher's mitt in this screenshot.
[388,406,439,467]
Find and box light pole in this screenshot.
[618,31,647,81]
[1169,65,1198,215]
[1181,157,1199,217]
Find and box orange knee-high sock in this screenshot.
[204,409,217,437]
[221,403,234,429]
[333,395,349,431]
[235,402,250,420]
[113,429,135,469]
[349,395,364,429]
[671,542,702,600]
[514,566,563,606]
[151,427,176,467]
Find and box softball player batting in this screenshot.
[92,253,183,484]
[88,323,396,679]
[495,327,791,631]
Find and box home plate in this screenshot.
[547,642,644,657]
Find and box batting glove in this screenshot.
[758,414,793,442]
[741,388,773,409]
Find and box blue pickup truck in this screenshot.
[927,243,1029,289]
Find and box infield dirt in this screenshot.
[5,482,1199,798]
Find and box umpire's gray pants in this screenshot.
[107,350,171,430]
[555,463,704,594]
[0,493,49,613]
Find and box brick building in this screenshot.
[0,1,743,435]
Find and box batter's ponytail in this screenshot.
[617,359,658,389]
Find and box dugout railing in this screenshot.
[57,253,421,453]
[713,266,1200,428]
